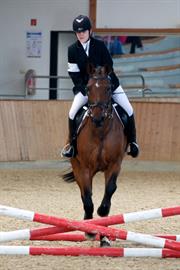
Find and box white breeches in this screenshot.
[112,85,133,116]
[69,85,133,120]
[69,92,88,120]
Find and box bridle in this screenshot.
[87,75,113,125]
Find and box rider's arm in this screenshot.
[67,45,86,96]
[100,41,113,68]
[100,41,120,91]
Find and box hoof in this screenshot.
[97,204,110,217]
[100,236,111,247]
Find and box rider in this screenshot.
[61,15,139,158]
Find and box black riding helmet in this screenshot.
[73,15,92,32]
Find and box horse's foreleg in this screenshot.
[81,188,94,220]
[97,169,119,247]
[71,159,94,220]
[97,171,118,217]
[78,172,95,239]
[74,169,94,220]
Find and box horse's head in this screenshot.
[86,64,112,127]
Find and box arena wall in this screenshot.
[0,100,179,162]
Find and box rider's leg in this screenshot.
[112,85,139,158]
[61,92,88,158]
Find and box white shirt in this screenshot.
[81,40,90,56]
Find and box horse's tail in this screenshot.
[62,170,76,183]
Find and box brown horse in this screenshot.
[63,65,127,244]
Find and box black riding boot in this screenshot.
[61,118,76,158]
[127,114,139,158]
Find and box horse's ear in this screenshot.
[87,63,95,75]
[103,65,112,75]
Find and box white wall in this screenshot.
[96,0,180,29]
[0,0,179,100]
[0,0,88,99]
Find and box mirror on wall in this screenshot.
[93,35,180,98]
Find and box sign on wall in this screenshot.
[26,31,42,58]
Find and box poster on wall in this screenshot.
[26,31,42,58]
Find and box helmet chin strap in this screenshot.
[81,29,92,42]
[83,38,90,44]
[84,30,92,43]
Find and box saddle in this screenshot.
[74,103,129,136]
[112,103,129,134]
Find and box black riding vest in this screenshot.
[68,37,120,95]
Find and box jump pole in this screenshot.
[0,246,180,258]
[0,204,180,241]
[0,204,179,227]
[0,205,180,251]
[1,228,180,243]
[31,232,180,242]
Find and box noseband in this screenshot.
[87,75,113,125]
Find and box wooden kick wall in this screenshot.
[0,100,179,161]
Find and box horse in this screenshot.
[63,64,128,246]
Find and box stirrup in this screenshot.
[60,143,75,158]
[128,142,139,158]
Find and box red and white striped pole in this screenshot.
[0,227,62,243]
[0,205,180,251]
[0,246,180,258]
[0,205,179,227]
[31,232,180,242]
[1,228,180,243]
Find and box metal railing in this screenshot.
[24,70,151,98]
[119,74,152,97]
[2,70,180,99]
